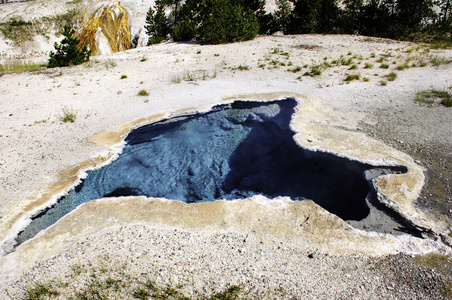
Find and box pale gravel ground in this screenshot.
[4,224,450,299]
[1,34,452,298]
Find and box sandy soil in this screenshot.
[0,33,452,298]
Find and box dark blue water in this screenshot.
[16,99,387,246]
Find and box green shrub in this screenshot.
[48,25,90,68]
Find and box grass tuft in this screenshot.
[303,65,322,76]
[138,89,149,96]
[288,66,302,73]
[415,89,452,107]
[396,63,409,70]
[344,74,360,82]
[17,257,260,300]
[25,282,59,300]
[237,65,249,71]
[385,72,397,81]
[134,287,150,300]
[430,56,451,66]
[341,57,353,66]
[58,107,76,123]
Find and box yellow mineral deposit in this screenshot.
[77,0,131,56]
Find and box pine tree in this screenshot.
[163,0,183,26]
[343,0,364,33]
[358,0,392,37]
[145,0,170,45]
[436,0,451,28]
[289,0,341,33]
[48,25,90,68]
[273,0,292,33]
[197,0,260,44]
[396,0,435,32]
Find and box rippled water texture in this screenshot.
[17,99,398,246]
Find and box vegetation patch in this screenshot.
[430,56,452,67]
[231,65,250,71]
[415,89,452,107]
[171,70,217,84]
[58,107,77,123]
[11,259,251,300]
[0,9,81,44]
[24,281,60,300]
[0,61,46,73]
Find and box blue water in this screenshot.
[16,99,375,246]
